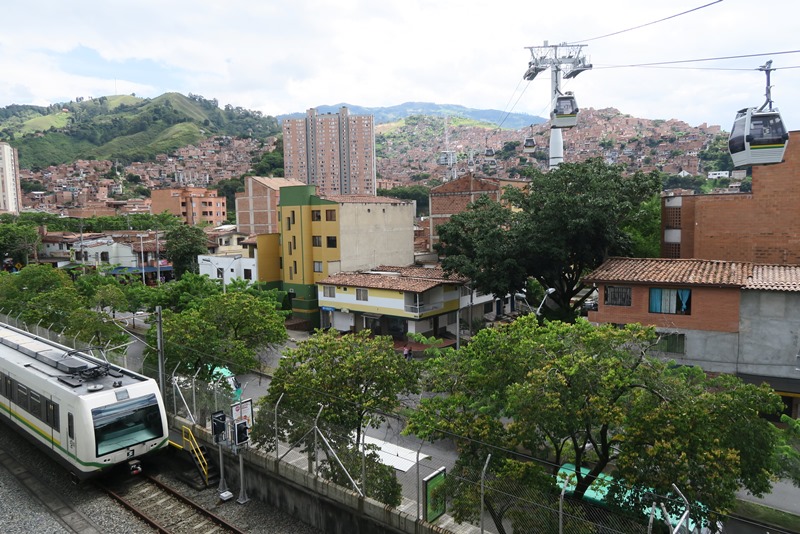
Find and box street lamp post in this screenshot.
[138,234,147,284]
[201,255,242,294]
[536,288,556,317]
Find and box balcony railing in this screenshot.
[404,302,443,314]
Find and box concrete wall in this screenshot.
[340,202,414,271]
[739,290,800,378]
[173,417,454,534]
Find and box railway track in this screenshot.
[99,474,247,534]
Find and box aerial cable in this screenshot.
[566,0,724,44]
[597,49,800,69]
[495,81,532,129]
[494,77,527,128]
[592,65,772,71]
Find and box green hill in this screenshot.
[0,93,280,169]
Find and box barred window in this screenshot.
[604,286,632,307]
[654,333,686,354]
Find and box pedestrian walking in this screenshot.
[403,344,412,361]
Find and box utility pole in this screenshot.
[524,41,591,169]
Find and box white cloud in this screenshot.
[1,0,798,130]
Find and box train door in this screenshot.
[66,411,77,459]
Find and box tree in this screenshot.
[164,225,208,279]
[251,329,420,505]
[435,195,528,303]
[145,291,287,378]
[0,222,40,265]
[621,193,662,258]
[407,316,792,531]
[437,159,660,321]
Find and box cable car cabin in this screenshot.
[552,93,579,129]
[484,147,495,157]
[728,108,788,167]
[523,137,537,153]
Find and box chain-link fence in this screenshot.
[0,311,135,370]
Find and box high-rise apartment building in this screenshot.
[282,107,376,196]
[0,143,22,215]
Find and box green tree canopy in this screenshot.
[406,316,792,530]
[252,329,420,506]
[146,291,287,378]
[436,159,660,320]
[164,225,208,279]
[0,222,40,265]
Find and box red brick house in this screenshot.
[584,257,800,418]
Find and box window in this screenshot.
[356,288,368,301]
[326,209,336,221]
[654,333,686,354]
[100,252,109,262]
[649,288,691,315]
[327,236,337,248]
[313,261,323,273]
[323,285,335,298]
[604,286,632,307]
[291,210,296,224]
[243,269,252,280]
[312,210,321,221]
[312,236,322,247]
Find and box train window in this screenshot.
[15,383,28,412]
[68,413,74,440]
[92,394,164,457]
[29,391,42,420]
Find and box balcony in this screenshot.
[404,302,444,315]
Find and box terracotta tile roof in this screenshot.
[746,264,800,292]
[318,265,467,293]
[583,257,750,287]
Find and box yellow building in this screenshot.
[276,186,415,327]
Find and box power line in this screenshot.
[567,0,724,44]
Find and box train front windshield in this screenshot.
[92,394,164,456]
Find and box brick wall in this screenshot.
[668,131,800,264]
[589,284,740,333]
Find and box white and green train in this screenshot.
[0,323,169,480]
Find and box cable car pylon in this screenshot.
[523,41,591,169]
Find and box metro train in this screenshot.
[0,323,169,480]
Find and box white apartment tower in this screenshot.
[0,143,22,215]
[282,107,376,196]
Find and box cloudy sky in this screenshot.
[2,0,798,131]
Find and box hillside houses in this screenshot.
[19,136,274,216]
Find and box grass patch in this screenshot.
[734,499,800,531]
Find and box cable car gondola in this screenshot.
[727,60,789,167]
[552,92,578,129]
[728,108,788,167]
[523,125,537,153]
